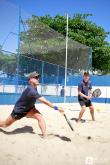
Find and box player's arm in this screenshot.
[78,91,90,100]
[88,82,93,97]
[38,96,64,113]
[88,89,92,97]
[78,86,90,100]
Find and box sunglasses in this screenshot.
[33,76,39,80]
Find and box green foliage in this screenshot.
[20,13,110,74]
[38,14,110,73]
[0,49,16,75]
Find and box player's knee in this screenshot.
[82,106,86,111]
[35,114,43,122]
[90,107,94,111]
[3,123,10,128]
[4,120,14,127]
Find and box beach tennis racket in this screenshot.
[63,114,74,131]
[92,88,101,98]
[79,88,101,103]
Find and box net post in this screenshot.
[64,13,68,103]
[16,5,21,93]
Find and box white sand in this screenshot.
[0,103,110,165]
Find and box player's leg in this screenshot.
[26,108,46,137]
[89,105,95,121]
[87,100,95,121]
[0,115,16,128]
[77,105,86,122]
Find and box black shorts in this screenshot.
[78,99,92,107]
[11,111,27,120]
[11,106,35,120]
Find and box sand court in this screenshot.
[0,103,110,165]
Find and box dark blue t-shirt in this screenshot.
[78,80,92,100]
[60,88,65,97]
[14,85,42,113]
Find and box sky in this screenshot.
[8,0,110,39]
[0,0,110,53]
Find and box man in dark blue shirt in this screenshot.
[0,71,64,138]
[60,86,65,97]
[77,72,95,122]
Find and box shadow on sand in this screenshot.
[0,126,35,135]
[0,126,71,142]
[71,117,86,123]
[38,133,71,142]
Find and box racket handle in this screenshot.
[64,114,74,131]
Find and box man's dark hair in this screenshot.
[83,71,90,76]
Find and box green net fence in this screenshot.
[0,0,92,86]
